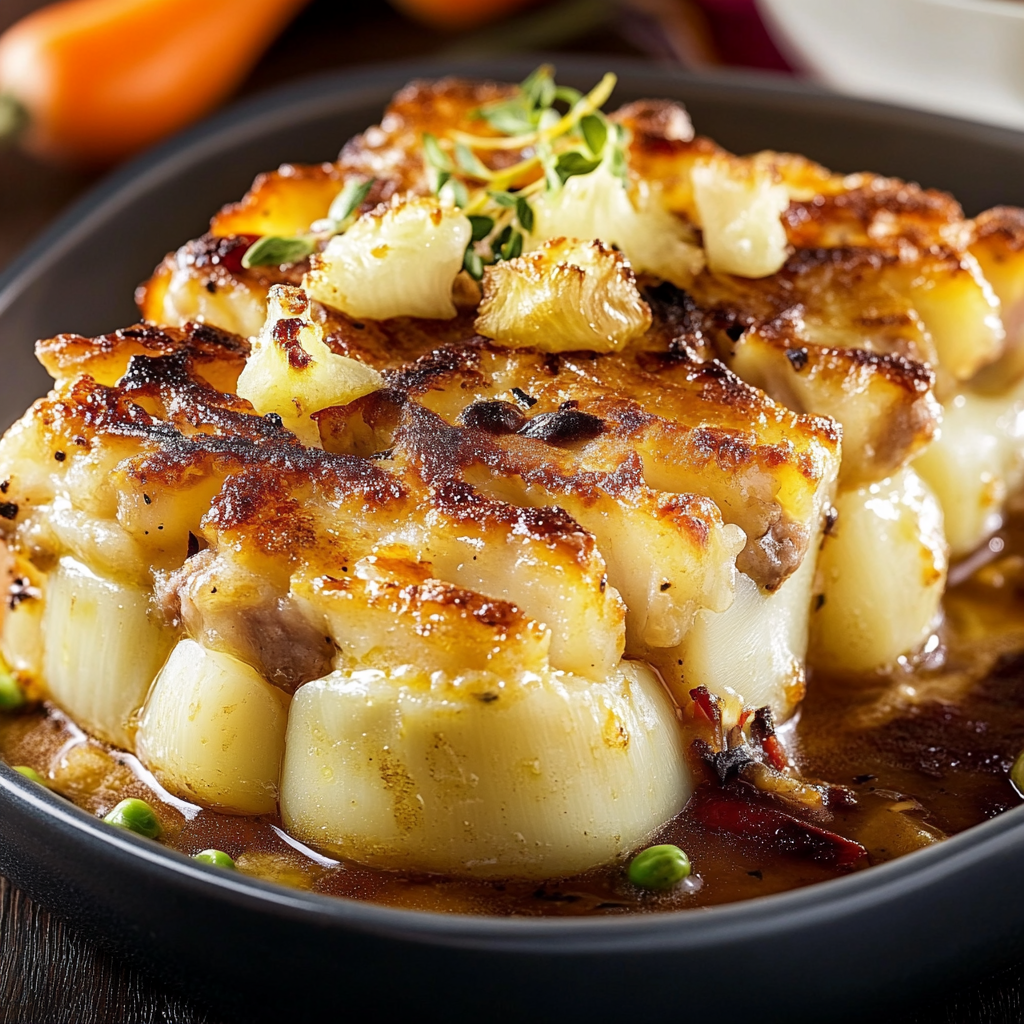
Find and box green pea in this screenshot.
[0,660,24,711]
[193,849,235,870]
[103,798,163,839]
[1011,750,1024,796]
[627,844,691,890]
[12,765,46,785]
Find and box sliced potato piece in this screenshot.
[0,554,44,686]
[969,206,1024,388]
[729,327,940,486]
[901,251,1004,386]
[468,465,744,653]
[673,543,818,724]
[280,659,689,878]
[914,379,1024,556]
[212,164,350,239]
[810,468,947,674]
[41,557,173,749]
[136,639,290,814]
[143,237,271,339]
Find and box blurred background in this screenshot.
[0,0,1021,272]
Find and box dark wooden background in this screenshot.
[2,1,1024,1019]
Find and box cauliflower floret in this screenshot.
[475,237,652,352]
[527,164,705,287]
[236,285,382,446]
[691,156,790,278]
[304,195,472,320]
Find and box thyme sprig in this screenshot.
[240,66,629,278]
[241,176,376,269]
[426,65,628,281]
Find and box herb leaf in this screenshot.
[488,190,518,208]
[463,246,485,281]
[514,197,534,233]
[521,64,555,111]
[500,230,523,261]
[580,114,608,157]
[455,142,490,179]
[477,101,535,137]
[609,144,627,180]
[242,235,316,269]
[469,215,495,242]
[433,169,451,195]
[555,151,602,184]
[422,132,453,172]
[440,178,469,209]
[327,177,376,226]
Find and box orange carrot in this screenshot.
[0,0,310,165]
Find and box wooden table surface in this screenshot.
[2,2,1024,1020]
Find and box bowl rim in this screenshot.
[759,0,1024,19]
[3,52,1024,953]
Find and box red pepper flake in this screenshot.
[689,787,867,869]
[762,734,789,772]
[689,686,723,729]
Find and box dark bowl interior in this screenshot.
[2,55,1024,1022]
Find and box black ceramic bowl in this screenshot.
[2,56,1024,1023]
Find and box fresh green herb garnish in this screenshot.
[514,196,534,233]
[468,215,495,242]
[426,65,628,281]
[327,176,376,225]
[241,176,377,269]
[241,235,317,269]
[580,113,608,157]
[554,151,602,184]
[422,132,453,172]
[243,65,628,279]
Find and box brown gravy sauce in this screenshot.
[3,510,1023,917]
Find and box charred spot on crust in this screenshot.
[510,387,538,408]
[785,347,809,372]
[973,206,1024,250]
[645,283,716,354]
[0,502,19,520]
[518,409,604,445]
[387,341,484,395]
[459,400,526,434]
[272,317,312,369]
[7,576,39,610]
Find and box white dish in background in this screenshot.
[757,0,1024,131]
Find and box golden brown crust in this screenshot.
[36,321,250,392]
[318,335,838,591]
[209,79,521,242]
[972,206,1024,250]
[783,177,965,251]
